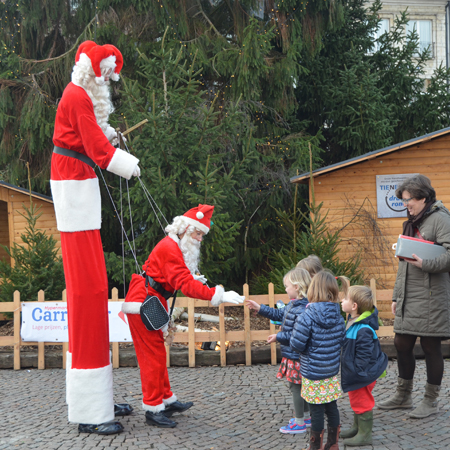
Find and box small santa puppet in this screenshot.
[122,204,245,428]
[50,41,139,434]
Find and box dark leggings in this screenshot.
[394,334,444,385]
[309,400,339,432]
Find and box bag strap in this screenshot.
[169,291,178,317]
[144,274,174,300]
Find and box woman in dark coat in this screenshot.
[378,174,450,418]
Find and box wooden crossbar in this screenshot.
[0,279,395,369]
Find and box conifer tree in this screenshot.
[0,203,65,303]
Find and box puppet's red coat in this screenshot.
[51,81,139,424]
[123,235,224,411]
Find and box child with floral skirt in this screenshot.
[245,267,312,434]
[290,271,347,450]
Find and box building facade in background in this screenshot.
[368,0,450,82]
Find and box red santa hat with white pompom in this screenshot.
[182,204,214,234]
[75,40,123,84]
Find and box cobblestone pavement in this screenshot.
[0,360,449,450]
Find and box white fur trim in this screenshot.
[67,363,114,424]
[50,178,101,232]
[95,76,105,85]
[163,394,177,406]
[106,148,139,180]
[210,285,225,306]
[142,401,165,413]
[168,232,180,244]
[121,302,142,314]
[100,55,116,71]
[183,217,209,234]
[111,73,120,81]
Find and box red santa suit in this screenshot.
[122,205,244,413]
[50,42,139,425]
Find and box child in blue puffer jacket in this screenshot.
[245,267,311,434]
[290,270,348,450]
[340,285,388,447]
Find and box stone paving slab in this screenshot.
[0,360,448,449]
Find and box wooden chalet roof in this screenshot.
[0,181,53,203]
[290,126,450,184]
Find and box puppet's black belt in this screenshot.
[144,274,174,300]
[53,146,96,169]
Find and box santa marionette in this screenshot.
[50,41,139,434]
[122,204,245,428]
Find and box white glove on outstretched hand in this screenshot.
[193,274,207,284]
[132,165,141,177]
[222,290,245,305]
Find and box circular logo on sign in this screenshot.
[385,188,406,212]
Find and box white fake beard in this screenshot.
[180,234,201,275]
[72,65,114,133]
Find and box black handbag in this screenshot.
[140,275,178,331]
[140,295,170,331]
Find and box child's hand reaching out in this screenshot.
[245,299,261,312]
[267,334,277,344]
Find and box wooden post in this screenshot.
[219,303,226,367]
[165,342,171,368]
[243,283,251,366]
[268,283,276,365]
[111,288,119,369]
[62,290,68,370]
[370,278,377,308]
[13,290,21,370]
[188,298,195,368]
[37,290,45,369]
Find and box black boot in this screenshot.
[114,403,133,416]
[324,425,340,450]
[78,421,124,435]
[145,411,177,428]
[307,429,324,450]
[162,400,194,417]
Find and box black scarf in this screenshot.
[402,201,435,237]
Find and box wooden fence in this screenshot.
[0,279,395,370]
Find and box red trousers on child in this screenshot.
[348,381,376,414]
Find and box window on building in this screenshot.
[406,20,433,56]
[372,19,390,52]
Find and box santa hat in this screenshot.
[182,204,214,234]
[103,44,123,81]
[75,41,123,84]
[75,40,97,63]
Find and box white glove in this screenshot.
[132,165,141,177]
[105,126,117,142]
[222,290,245,305]
[193,274,207,284]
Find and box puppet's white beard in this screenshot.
[180,235,201,275]
[85,80,113,133]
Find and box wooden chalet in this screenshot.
[291,127,450,288]
[0,181,60,267]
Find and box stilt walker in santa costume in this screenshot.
[122,204,245,428]
[50,41,140,435]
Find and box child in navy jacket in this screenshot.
[246,267,311,434]
[290,271,347,450]
[340,286,388,447]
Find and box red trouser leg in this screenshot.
[127,313,174,412]
[348,381,376,414]
[61,230,114,424]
